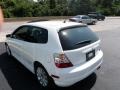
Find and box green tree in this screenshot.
[0,0,120,17]
[49,0,56,9]
[69,0,93,15]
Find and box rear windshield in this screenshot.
[58,26,99,50]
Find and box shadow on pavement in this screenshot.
[0,42,97,90]
[56,73,97,90]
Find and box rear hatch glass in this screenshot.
[58,26,99,50]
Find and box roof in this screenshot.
[76,15,88,17]
[24,21,86,32]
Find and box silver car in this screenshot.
[69,15,97,25]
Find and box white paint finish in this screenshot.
[6,21,103,87]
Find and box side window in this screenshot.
[13,26,33,42]
[31,27,48,43]
[86,16,90,19]
[13,26,29,40]
[82,16,87,19]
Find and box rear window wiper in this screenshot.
[75,40,92,45]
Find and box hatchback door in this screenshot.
[58,26,99,66]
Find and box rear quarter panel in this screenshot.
[34,29,63,76]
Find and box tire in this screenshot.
[97,18,100,21]
[92,21,96,25]
[34,64,53,89]
[102,18,105,21]
[5,44,11,56]
[79,21,82,23]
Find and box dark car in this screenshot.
[88,12,105,21]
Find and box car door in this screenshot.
[75,16,81,22]
[8,26,29,61]
[81,16,87,24]
[86,16,92,23]
[9,26,35,71]
[82,16,90,24]
[19,26,48,72]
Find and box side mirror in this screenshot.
[6,34,12,38]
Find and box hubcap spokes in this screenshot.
[36,68,48,87]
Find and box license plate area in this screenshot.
[86,50,95,61]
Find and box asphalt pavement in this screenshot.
[0,18,120,90]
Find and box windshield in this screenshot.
[58,26,99,50]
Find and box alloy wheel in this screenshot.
[36,67,48,87]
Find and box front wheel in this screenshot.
[5,44,11,56]
[92,21,96,25]
[35,64,53,88]
[79,21,82,23]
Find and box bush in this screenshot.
[1,0,120,18]
[3,9,13,18]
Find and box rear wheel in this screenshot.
[101,18,105,21]
[35,64,53,88]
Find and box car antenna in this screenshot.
[63,3,68,23]
[63,19,66,23]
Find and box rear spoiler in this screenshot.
[27,19,49,23]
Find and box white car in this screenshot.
[5,21,103,88]
[69,15,97,25]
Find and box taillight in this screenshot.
[54,53,73,68]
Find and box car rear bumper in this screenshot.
[54,50,103,87]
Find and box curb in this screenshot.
[4,16,72,22]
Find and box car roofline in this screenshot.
[59,25,87,31]
[22,21,87,32]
